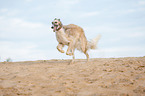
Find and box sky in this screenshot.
[0,0,145,62]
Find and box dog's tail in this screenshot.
[87,34,101,50]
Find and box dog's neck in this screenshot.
[56,26,65,33]
[55,26,69,45]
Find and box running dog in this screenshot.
[51,18,101,62]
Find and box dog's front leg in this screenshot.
[66,40,76,64]
[66,39,74,56]
[57,43,65,53]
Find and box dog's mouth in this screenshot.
[51,25,59,32]
[51,22,62,32]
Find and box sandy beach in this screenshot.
[0,57,145,96]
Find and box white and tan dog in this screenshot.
[51,18,101,62]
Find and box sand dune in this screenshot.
[0,57,145,96]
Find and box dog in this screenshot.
[51,18,101,62]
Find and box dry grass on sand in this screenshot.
[0,57,145,96]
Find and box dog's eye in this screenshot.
[52,22,54,24]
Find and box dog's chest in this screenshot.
[55,29,69,45]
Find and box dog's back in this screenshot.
[63,24,88,52]
[63,24,84,36]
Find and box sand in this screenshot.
[0,57,145,96]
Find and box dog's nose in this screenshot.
[51,26,54,29]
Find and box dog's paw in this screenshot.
[66,52,73,56]
[59,50,65,53]
[60,50,65,53]
[57,48,65,53]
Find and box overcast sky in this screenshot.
[0,0,145,62]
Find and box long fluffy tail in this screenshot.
[87,34,101,50]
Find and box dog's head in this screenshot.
[51,18,62,32]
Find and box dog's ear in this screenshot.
[54,18,57,20]
[58,19,60,21]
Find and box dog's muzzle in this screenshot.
[51,25,55,32]
[51,26,54,29]
[51,24,58,32]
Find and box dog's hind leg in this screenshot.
[57,43,65,53]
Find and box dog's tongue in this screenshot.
[53,26,57,32]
